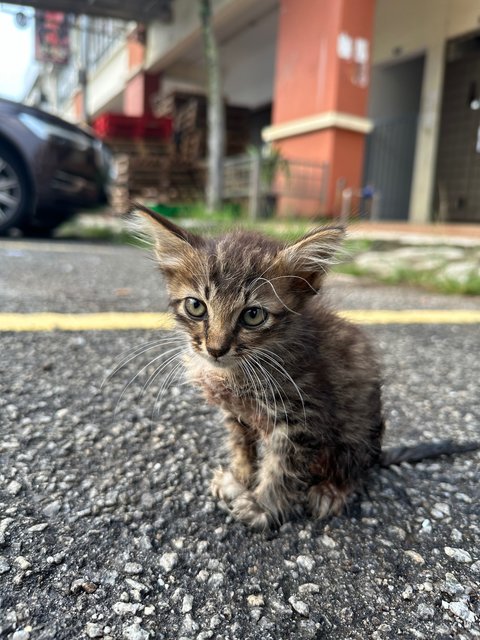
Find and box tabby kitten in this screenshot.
[133,203,384,530]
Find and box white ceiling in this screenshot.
[166,0,279,108]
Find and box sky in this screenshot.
[0,4,37,100]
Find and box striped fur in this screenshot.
[134,205,384,529]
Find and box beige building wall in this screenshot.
[372,0,480,222]
[87,44,129,118]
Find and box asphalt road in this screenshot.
[0,239,479,640]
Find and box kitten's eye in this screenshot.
[240,307,268,328]
[185,297,207,319]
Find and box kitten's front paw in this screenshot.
[308,484,348,519]
[230,493,274,531]
[210,467,246,504]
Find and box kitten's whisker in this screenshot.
[241,358,268,426]
[103,341,168,386]
[153,358,186,419]
[152,359,183,416]
[256,376,298,453]
[248,355,278,428]
[113,347,184,415]
[253,367,296,456]
[247,357,271,427]
[252,259,279,284]
[141,347,186,395]
[103,335,185,386]
[254,347,307,426]
[265,274,318,295]
[239,359,263,424]
[249,276,300,316]
[249,354,290,429]
[112,332,184,363]
[253,345,286,365]
[254,354,288,422]
[248,354,302,456]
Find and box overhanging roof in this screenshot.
[5,0,173,22]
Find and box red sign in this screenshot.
[35,11,70,65]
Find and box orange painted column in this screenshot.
[266,0,376,217]
[124,27,161,118]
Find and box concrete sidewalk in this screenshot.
[340,222,480,294]
[348,221,480,247]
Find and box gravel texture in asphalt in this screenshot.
[0,240,479,640]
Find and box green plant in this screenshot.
[247,144,290,192]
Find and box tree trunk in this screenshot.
[198,0,225,212]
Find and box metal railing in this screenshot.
[223,153,329,219]
[57,17,128,110]
[87,18,127,73]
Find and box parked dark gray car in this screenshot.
[0,98,111,235]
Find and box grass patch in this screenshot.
[333,262,370,278]
[334,262,480,296]
[56,224,133,244]
[150,202,242,223]
[434,273,480,296]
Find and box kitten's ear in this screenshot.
[276,226,345,290]
[129,202,203,272]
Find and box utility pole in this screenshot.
[198,0,225,212]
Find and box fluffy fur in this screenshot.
[131,204,476,530]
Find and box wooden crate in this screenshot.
[113,154,171,188]
[152,91,205,119]
[107,138,173,157]
[109,154,206,212]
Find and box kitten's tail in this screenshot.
[379,439,480,467]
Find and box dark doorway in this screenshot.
[435,33,480,222]
[364,56,425,219]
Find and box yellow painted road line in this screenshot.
[0,312,175,332]
[0,310,479,332]
[339,309,480,325]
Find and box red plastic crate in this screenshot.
[93,113,138,138]
[93,113,173,141]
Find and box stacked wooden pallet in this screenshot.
[108,150,205,213]
[103,91,252,212]
[106,139,170,214]
[167,162,205,202]
[152,90,204,120]
[109,152,172,214]
[107,138,172,157]
[174,95,251,161]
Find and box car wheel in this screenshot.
[0,146,32,235]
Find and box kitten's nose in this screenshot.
[206,345,229,359]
